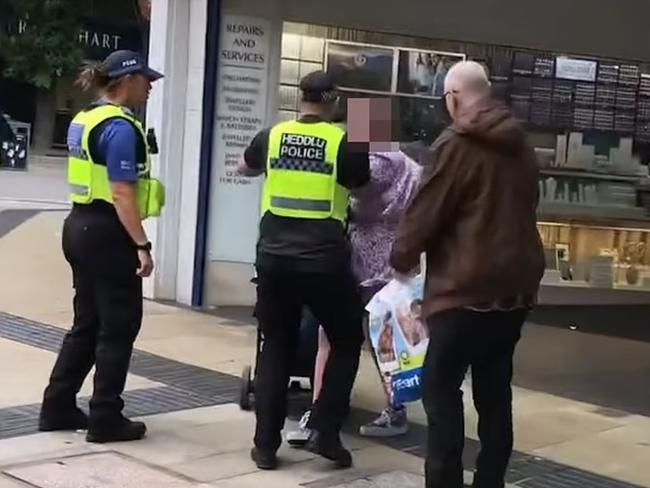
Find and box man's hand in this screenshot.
[237,157,264,177]
[137,250,154,278]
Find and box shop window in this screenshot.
[280,21,650,297]
[279,32,326,120]
[539,222,650,290]
[280,60,300,85]
[278,85,299,111]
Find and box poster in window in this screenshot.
[325,41,394,92]
[396,49,465,98]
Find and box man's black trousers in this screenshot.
[42,205,142,427]
[423,308,527,488]
[254,267,364,452]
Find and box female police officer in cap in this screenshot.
[38,50,165,443]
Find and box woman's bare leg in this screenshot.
[312,326,330,403]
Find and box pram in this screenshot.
[239,304,319,416]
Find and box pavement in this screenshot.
[0,162,649,487]
[0,155,68,210]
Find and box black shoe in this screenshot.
[306,431,352,469]
[251,447,278,470]
[39,407,88,432]
[86,418,147,444]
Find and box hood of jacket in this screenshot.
[452,97,527,154]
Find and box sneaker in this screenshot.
[359,407,408,438]
[251,447,278,470]
[86,418,147,444]
[39,407,88,432]
[306,431,352,469]
[286,410,312,447]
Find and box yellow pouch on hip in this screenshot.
[137,178,166,219]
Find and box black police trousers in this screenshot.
[42,204,143,426]
[253,267,364,452]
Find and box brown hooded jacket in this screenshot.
[390,98,545,319]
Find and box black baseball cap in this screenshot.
[103,50,164,81]
[300,70,338,103]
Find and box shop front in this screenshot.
[145,0,650,321]
[0,12,143,151]
[50,21,144,149]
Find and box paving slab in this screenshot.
[0,212,71,321]
[0,431,99,468]
[4,452,196,488]
[304,470,424,488]
[0,338,163,408]
[171,417,255,453]
[533,422,650,487]
[108,432,218,467]
[513,406,624,451]
[0,474,29,488]
[140,404,252,433]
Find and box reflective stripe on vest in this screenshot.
[270,196,332,212]
[69,183,90,197]
[261,120,349,223]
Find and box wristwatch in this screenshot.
[136,242,152,252]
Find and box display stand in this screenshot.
[0,120,30,171]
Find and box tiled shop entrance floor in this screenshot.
[5,452,194,488]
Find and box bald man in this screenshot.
[390,61,544,488]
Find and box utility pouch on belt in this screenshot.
[137,178,166,219]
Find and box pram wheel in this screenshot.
[239,365,254,411]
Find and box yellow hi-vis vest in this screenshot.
[67,104,165,219]
[262,120,349,224]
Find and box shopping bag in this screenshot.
[365,273,428,404]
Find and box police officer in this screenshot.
[38,50,165,443]
[239,71,370,470]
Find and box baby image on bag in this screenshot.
[376,310,399,370]
[366,274,428,404]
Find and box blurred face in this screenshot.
[346,97,397,151]
[124,73,153,108]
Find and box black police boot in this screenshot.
[306,431,353,469]
[39,407,88,432]
[251,447,278,470]
[86,417,147,444]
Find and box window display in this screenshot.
[539,222,650,290]
[280,32,457,143]
[396,49,464,98]
[325,41,395,92]
[281,21,650,299]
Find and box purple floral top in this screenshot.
[349,151,422,290]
